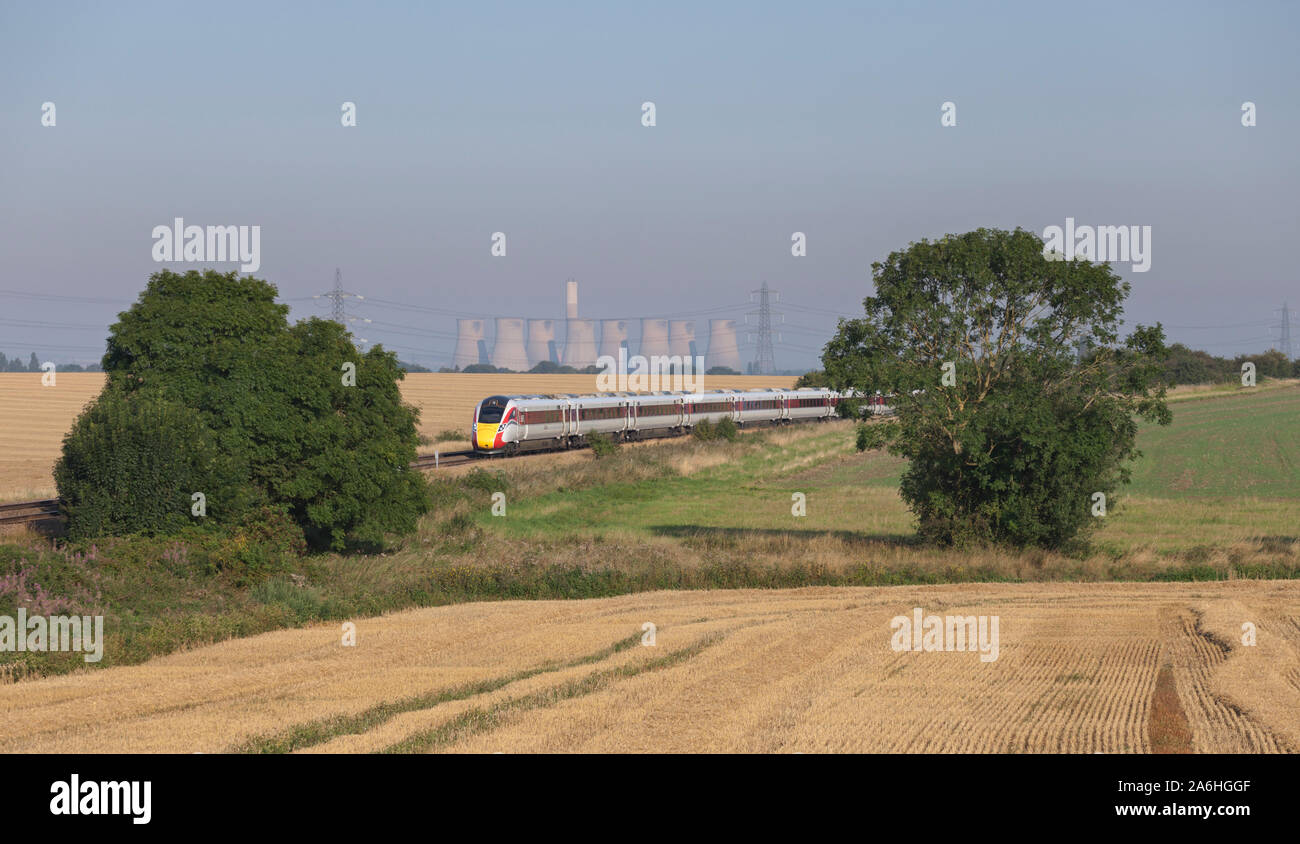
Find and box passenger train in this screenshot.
[472,388,891,455]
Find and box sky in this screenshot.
[1,0,1297,370]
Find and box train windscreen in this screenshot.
[478,404,505,424]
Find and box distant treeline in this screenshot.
[0,352,101,372]
[1163,344,1296,383]
[795,344,1298,389]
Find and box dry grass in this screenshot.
[0,372,795,499]
[1165,377,1299,403]
[2,580,1296,753]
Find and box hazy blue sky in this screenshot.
[2,0,1297,369]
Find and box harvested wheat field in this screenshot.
[0,372,795,500]
[2,580,1296,753]
[0,373,103,501]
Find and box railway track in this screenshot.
[410,450,476,470]
[0,451,481,528]
[0,498,60,527]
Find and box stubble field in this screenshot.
[1,580,1296,753]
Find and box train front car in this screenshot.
[473,395,517,454]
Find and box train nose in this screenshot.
[476,426,498,450]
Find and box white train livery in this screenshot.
[472,388,858,455]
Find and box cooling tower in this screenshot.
[561,319,598,369]
[668,320,697,360]
[598,319,630,360]
[526,319,558,366]
[453,319,487,370]
[566,280,579,319]
[640,318,670,358]
[491,318,530,372]
[704,319,742,372]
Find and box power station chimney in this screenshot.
[599,319,629,360]
[526,319,558,366]
[453,319,487,370]
[491,317,529,372]
[704,319,742,373]
[566,279,579,319]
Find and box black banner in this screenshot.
[9,753,1287,832]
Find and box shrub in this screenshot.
[855,422,893,452]
[55,391,256,540]
[587,431,619,458]
[250,578,334,622]
[459,467,509,494]
[692,420,715,441]
[714,416,739,441]
[91,269,430,550]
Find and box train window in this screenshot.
[479,405,504,424]
[523,409,562,425]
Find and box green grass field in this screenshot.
[489,383,1300,554]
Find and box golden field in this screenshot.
[0,372,796,501]
[1,581,1295,753]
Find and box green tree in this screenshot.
[823,228,1170,548]
[54,391,255,539]
[529,360,576,374]
[793,370,827,388]
[62,268,429,550]
[266,318,429,549]
[1163,343,1221,385]
[28,353,40,372]
[1236,349,1290,380]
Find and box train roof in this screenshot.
[485,387,843,405]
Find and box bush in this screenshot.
[794,370,828,388]
[55,391,256,540]
[714,416,739,441]
[692,420,715,440]
[91,269,430,551]
[587,431,619,458]
[250,578,335,622]
[458,467,509,494]
[855,422,893,452]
